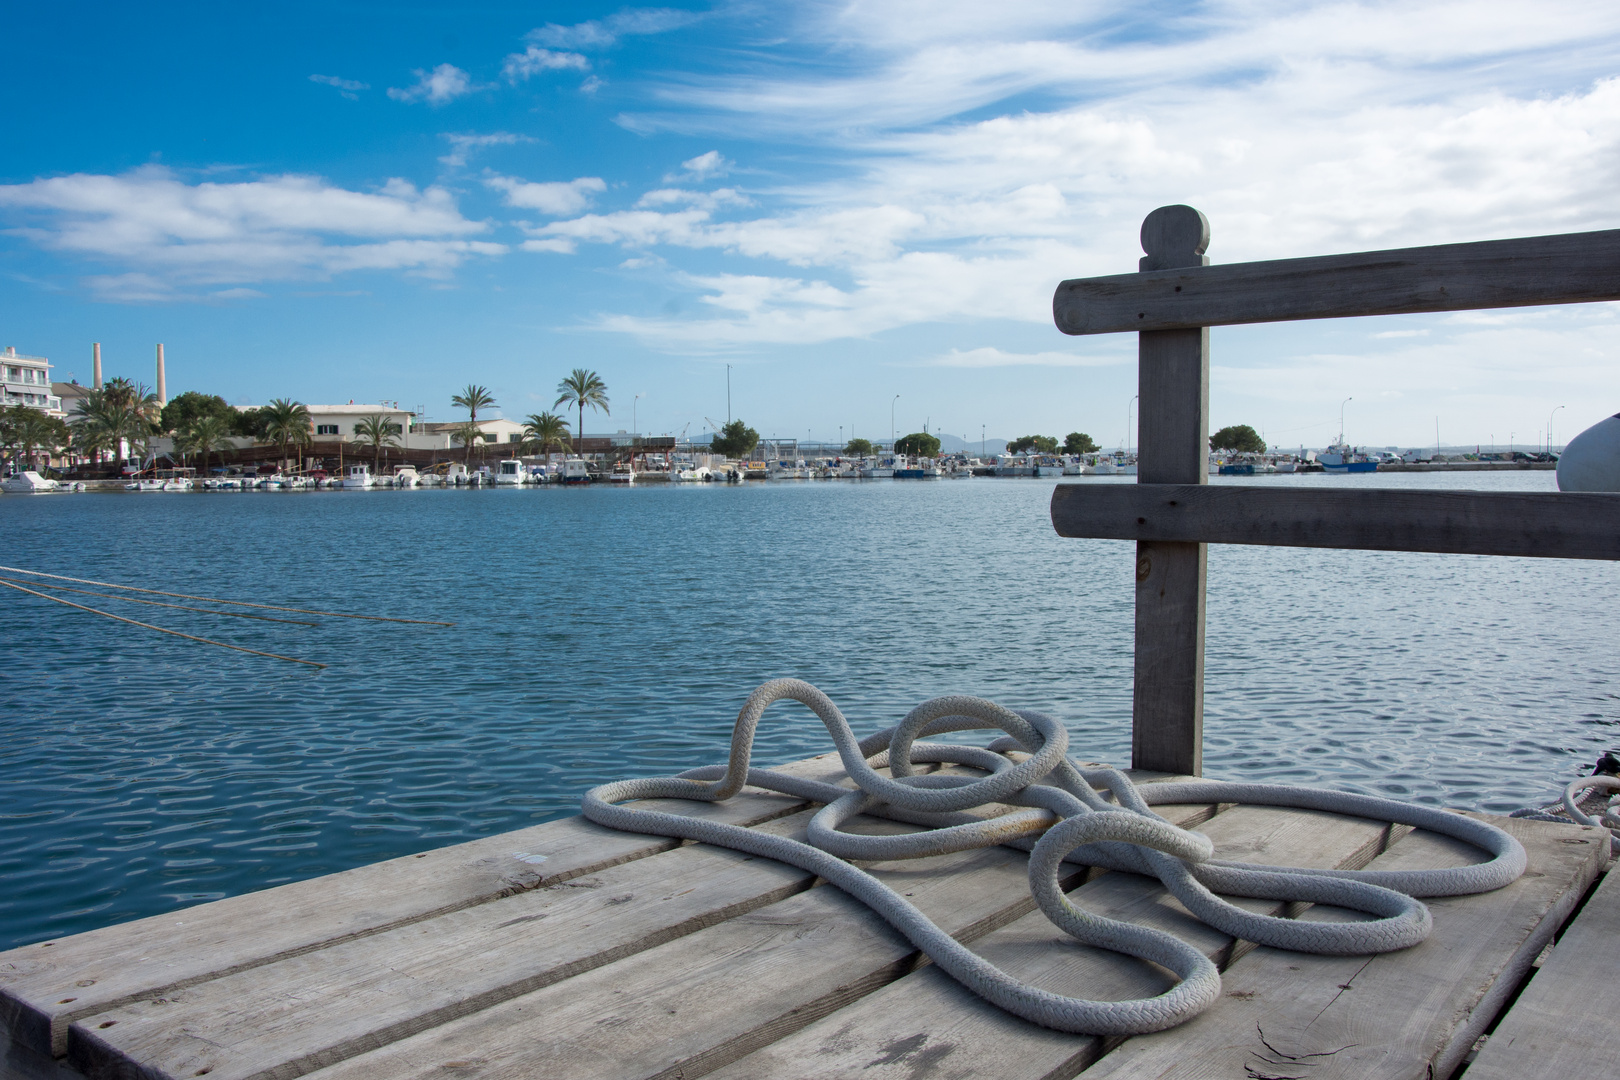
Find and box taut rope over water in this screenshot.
[584,678,1527,1036]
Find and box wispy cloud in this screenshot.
[525,8,699,50]
[501,46,590,82]
[0,167,504,298]
[388,63,481,105]
[485,173,607,216]
[917,347,1129,368]
[308,74,369,101]
[662,150,729,183]
[439,131,535,168]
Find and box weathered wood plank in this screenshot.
[66,812,830,1080]
[277,801,1229,1080]
[1081,815,1608,1080]
[1132,211,1211,779]
[1052,484,1620,561]
[0,758,845,1059]
[1053,228,1620,335]
[1466,867,1620,1078]
[700,803,1405,1080]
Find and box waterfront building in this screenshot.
[1,346,65,417]
[416,417,528,449]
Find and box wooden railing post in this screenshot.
[1132,206,1211,775]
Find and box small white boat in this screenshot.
[445,463,471,486]
[607,462,634,484]
[495,459,526,486]
[127,478,167,492]
[561,457,591,485]
[2,470,59,493]
[161,478,193,491]
[342,465,374,489]
[394,465,420,488]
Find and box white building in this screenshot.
[416,417,529,451]
[2,347,65,417]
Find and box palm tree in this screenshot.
[352,413,402,474]
[87,378,162,469]
[262,398,313,469]
[554,369,609,443]
[451,420,486,462]
[176,414,232,477]
[450,384,495,462]
[521,411,572,459]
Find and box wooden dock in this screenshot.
[0,750,1611,1080]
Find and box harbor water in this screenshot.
[2,471,1616,949]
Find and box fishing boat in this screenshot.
[1,470,59,493]
[561,457,591,485]
[495,459,526,486]
[1318,443,1379,473]
[859,456,894,479]
[393,465,420,488]
[607,462,635,484]
[342,465,374,489]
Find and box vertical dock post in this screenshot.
[1132,206,1210,775]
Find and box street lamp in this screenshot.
[633,393,642,435]
[1549,405,1565,452]
[1339,397,1352,445]
[891,394,900,448]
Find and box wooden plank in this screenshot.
[700,803,1405,1080]
[265,801,1229,1080]
[66,811,830,1080]
[1130,208,1211,779]
[1466,867,1620,1078]
[1051,484,1620,561]
[1080,815,1608,1080]
[0,759,843,1059]
[1053,227,1620,335]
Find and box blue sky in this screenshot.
[4,1,1620,449]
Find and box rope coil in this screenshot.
[584,678,1527,1036]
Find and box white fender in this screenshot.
[1556,413,1620,492]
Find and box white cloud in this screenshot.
[308,74,369,100]
[501,46,590,82]
[917,347,1129,368]
[676,150,728,179]
[0,167,503,296]
[485,173,607,216]
[580,76,604,95]
[525,8,698,50]
[439,131,535,167]
[388,63,480,105]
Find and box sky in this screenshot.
[4,1,1620,450]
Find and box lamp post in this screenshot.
[1549,405,1565,452]
[981,424,985,457]
[891,394,899,449]
[725,365,731,424]
[633,394,642,436]
[1339,397,1352,445]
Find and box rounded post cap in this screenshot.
[1140,205,1210,271]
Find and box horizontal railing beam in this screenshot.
[1050,484,1620,560]
[1053,229,1620,335]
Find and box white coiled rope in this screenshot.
[582,679,1526,1035]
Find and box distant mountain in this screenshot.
[936,433,1006,455]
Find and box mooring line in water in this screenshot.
[0,565,454,626]
[0,580,327,669]
[0,576,321,627]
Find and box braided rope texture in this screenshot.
[582,679,1526,1036]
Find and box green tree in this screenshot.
[554,369,609,441]
[159,391,233,435]
[261,398,313,468]
[452,420,486,461]
[74,379,161,469]
[352,414,402,474]
[1063,431,1099,454]
[894,432,941,457]
[0,406,69,472]
[710,419,759,459]
[1210,424,1266,453]
[452,384,495,423]
[231,406,270,441]
[1007,435,1058,454]
[175,414,233,475]
[844,437,873,457]
[522,411,572,458]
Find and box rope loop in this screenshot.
[583,681,1527,1035]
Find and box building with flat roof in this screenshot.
[2,346,64,417]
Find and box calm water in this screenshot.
[2,472,1616,948]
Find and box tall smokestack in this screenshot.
[155,343,166,404]
[93,343,102,389]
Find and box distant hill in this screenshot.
[936,433,1006,455]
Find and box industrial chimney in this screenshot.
[93,342,102,389]
[156,343,166,405]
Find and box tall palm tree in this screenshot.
[452,385,495,423]
[262,398,312,469]
[176,414,232,477]
[352,413,402,474]
[521,411,572,458]
[554,369,609,443]
[90,378,163,469]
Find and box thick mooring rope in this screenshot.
[584,679,1527,1036]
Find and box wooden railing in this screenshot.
[1049,205,1620,776]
